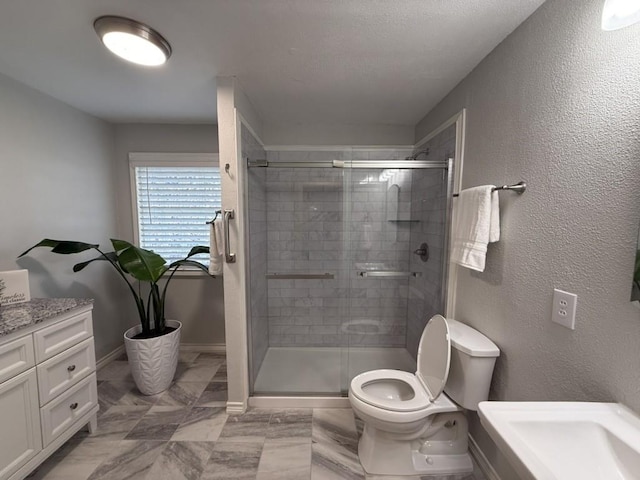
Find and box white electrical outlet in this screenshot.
[552,288,577,330]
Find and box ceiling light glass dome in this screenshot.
[94,16,171,66]
[601,0,640,31]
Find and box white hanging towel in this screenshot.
[209,219,224,275]
[450,185,500,272]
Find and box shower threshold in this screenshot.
[253,346,416,395]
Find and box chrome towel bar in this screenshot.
[358,271,422,278]
[452,181,526,197]
[266,273,335,280]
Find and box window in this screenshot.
[129,153,221,266]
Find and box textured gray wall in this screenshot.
[415,0,640,475]
[113,124,225,345]
[0,72,136,359]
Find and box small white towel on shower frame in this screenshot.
[450,185,500,272]
[209,219,224,275]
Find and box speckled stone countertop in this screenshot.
[0,298,93,338]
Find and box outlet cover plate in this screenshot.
[552,288,577,330]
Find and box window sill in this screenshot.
[170,269,218,278]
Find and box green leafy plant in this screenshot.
[19,239,210,337]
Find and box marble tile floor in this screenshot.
[27,351,485,480]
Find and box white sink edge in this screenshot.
[478,401,640,480]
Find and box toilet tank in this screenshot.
[444,319,500,411]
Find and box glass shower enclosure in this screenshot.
[245,156,453,396]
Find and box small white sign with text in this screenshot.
[0,269,31,306]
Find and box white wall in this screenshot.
[113,123,225,345]
[415,0,640,476]
[263,121,414,146]
[0,72,135,359]
[216,76,263,411]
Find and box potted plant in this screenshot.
[19,238,210,395]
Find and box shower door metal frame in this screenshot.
[247,159,449,169]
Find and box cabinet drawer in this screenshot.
[0,335,34,385]
[37,338,95,406]
[34,311,93,363]
[40,373,97,447]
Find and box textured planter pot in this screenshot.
[124,320,181,395]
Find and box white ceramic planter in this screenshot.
[124,319,181,395]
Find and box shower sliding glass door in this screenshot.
[342,160,451,390]
[246,156,452,396]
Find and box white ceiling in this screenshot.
[0,0,546,126]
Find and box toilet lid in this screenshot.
[416,315,451,402]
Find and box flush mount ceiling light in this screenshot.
[94,16,171,66]
[602,0,640,31]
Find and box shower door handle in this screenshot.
[224,209,236,263]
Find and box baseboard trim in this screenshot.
[469,433,501,480]
[96,345,125,370]
[96,343,225,371]
[180,343,226,354]
[248,396,350,409]
[226,401,247,414]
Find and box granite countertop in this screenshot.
[0,298,94,337]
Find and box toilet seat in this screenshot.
[349,315,452,413]
[350,370,430,412]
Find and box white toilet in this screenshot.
[348,315,500,476]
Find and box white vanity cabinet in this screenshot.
[0,301,98,480]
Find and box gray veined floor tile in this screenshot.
[98,381,161,408]
[311,409,364,480]
[155,381,209,407]
[171,407,228,441]
[26,438,120,480]
[193,352,226,366]
[125,406,189,440]
[146,441,216,480]
[267,408,313,443]
[91,405,151,440]
[178,352,201,364]
[87,440,166,480]
[311,441,365,480]
[365,476,422,480]
[312,408,359,449]
[95,361,133,382]
[257,440,312,480]
[218,409,272,443]
[211,363,227,382]
[26,456,102,480]
[201,441,263,480]
[195,381,228,407]
[96,381,133,412]
[175,363,217,382]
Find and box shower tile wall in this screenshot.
[262,148,413,348]
[243,125,268,383]
[407,125,455,357]
[346,167,413,347]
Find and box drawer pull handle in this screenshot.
[67,365,76,372]
[70,402,78,410]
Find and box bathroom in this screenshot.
[1,0,639,479]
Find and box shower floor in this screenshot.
[253,346,416,395]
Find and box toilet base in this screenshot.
[357,412,473,476]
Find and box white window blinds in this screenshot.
[133,164,221,265]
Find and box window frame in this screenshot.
[128,152,220,276]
